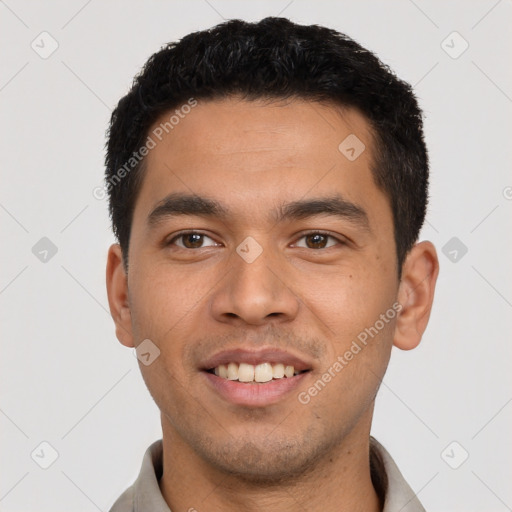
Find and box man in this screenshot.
[105,17,439,512]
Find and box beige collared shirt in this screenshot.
[109,437,425,511]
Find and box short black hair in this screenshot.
[105,17,428,273]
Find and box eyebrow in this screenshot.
[146,193,370,232]
[274,196,370,231]
[147,193,228,228]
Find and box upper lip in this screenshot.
[200,347,313,373]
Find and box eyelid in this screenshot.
[164,229,348,249]
[166,230,221,248]
[291,230,348,248]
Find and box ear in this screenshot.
[106,243,134,348]
[394,241,439,350]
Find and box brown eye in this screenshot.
[305,233,328,249]
[295,232,340,249]
[182,233,204,248]
[170,232,218,249]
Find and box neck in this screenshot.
[158,415,381,512]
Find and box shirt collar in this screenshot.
[109,438,425,512]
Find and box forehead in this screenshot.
[134,97,389,228]
[147,97,373,168]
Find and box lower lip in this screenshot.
[202,371,309,407]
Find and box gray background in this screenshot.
[1,0,511,510]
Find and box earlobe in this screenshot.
[393,241,439,351]
[106,243,135,348]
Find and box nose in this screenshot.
[209,245,300,327]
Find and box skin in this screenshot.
[106,97,439,512]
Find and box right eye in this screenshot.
[168,232,220,249]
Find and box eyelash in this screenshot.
[294,230,346,249]
[166,230,346,249]
[167,231,219,249]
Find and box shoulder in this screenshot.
[108,484,134,512]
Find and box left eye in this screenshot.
[170,233,218,249]
[295,233,340,249]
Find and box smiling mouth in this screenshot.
[205,362,310,383]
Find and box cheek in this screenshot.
[130,262,212,337]
[130,266,203,410]
[128,260,226,392]
[296,261,397,344]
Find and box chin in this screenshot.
[198,432,329,486]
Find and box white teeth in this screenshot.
[254,363,273,383]
[211,362,300,382]
[272,363,284,378]
[238,363,255,382]
[218,364,228,379]
[227,362,238,380]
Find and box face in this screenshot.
[107,97,438,482]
